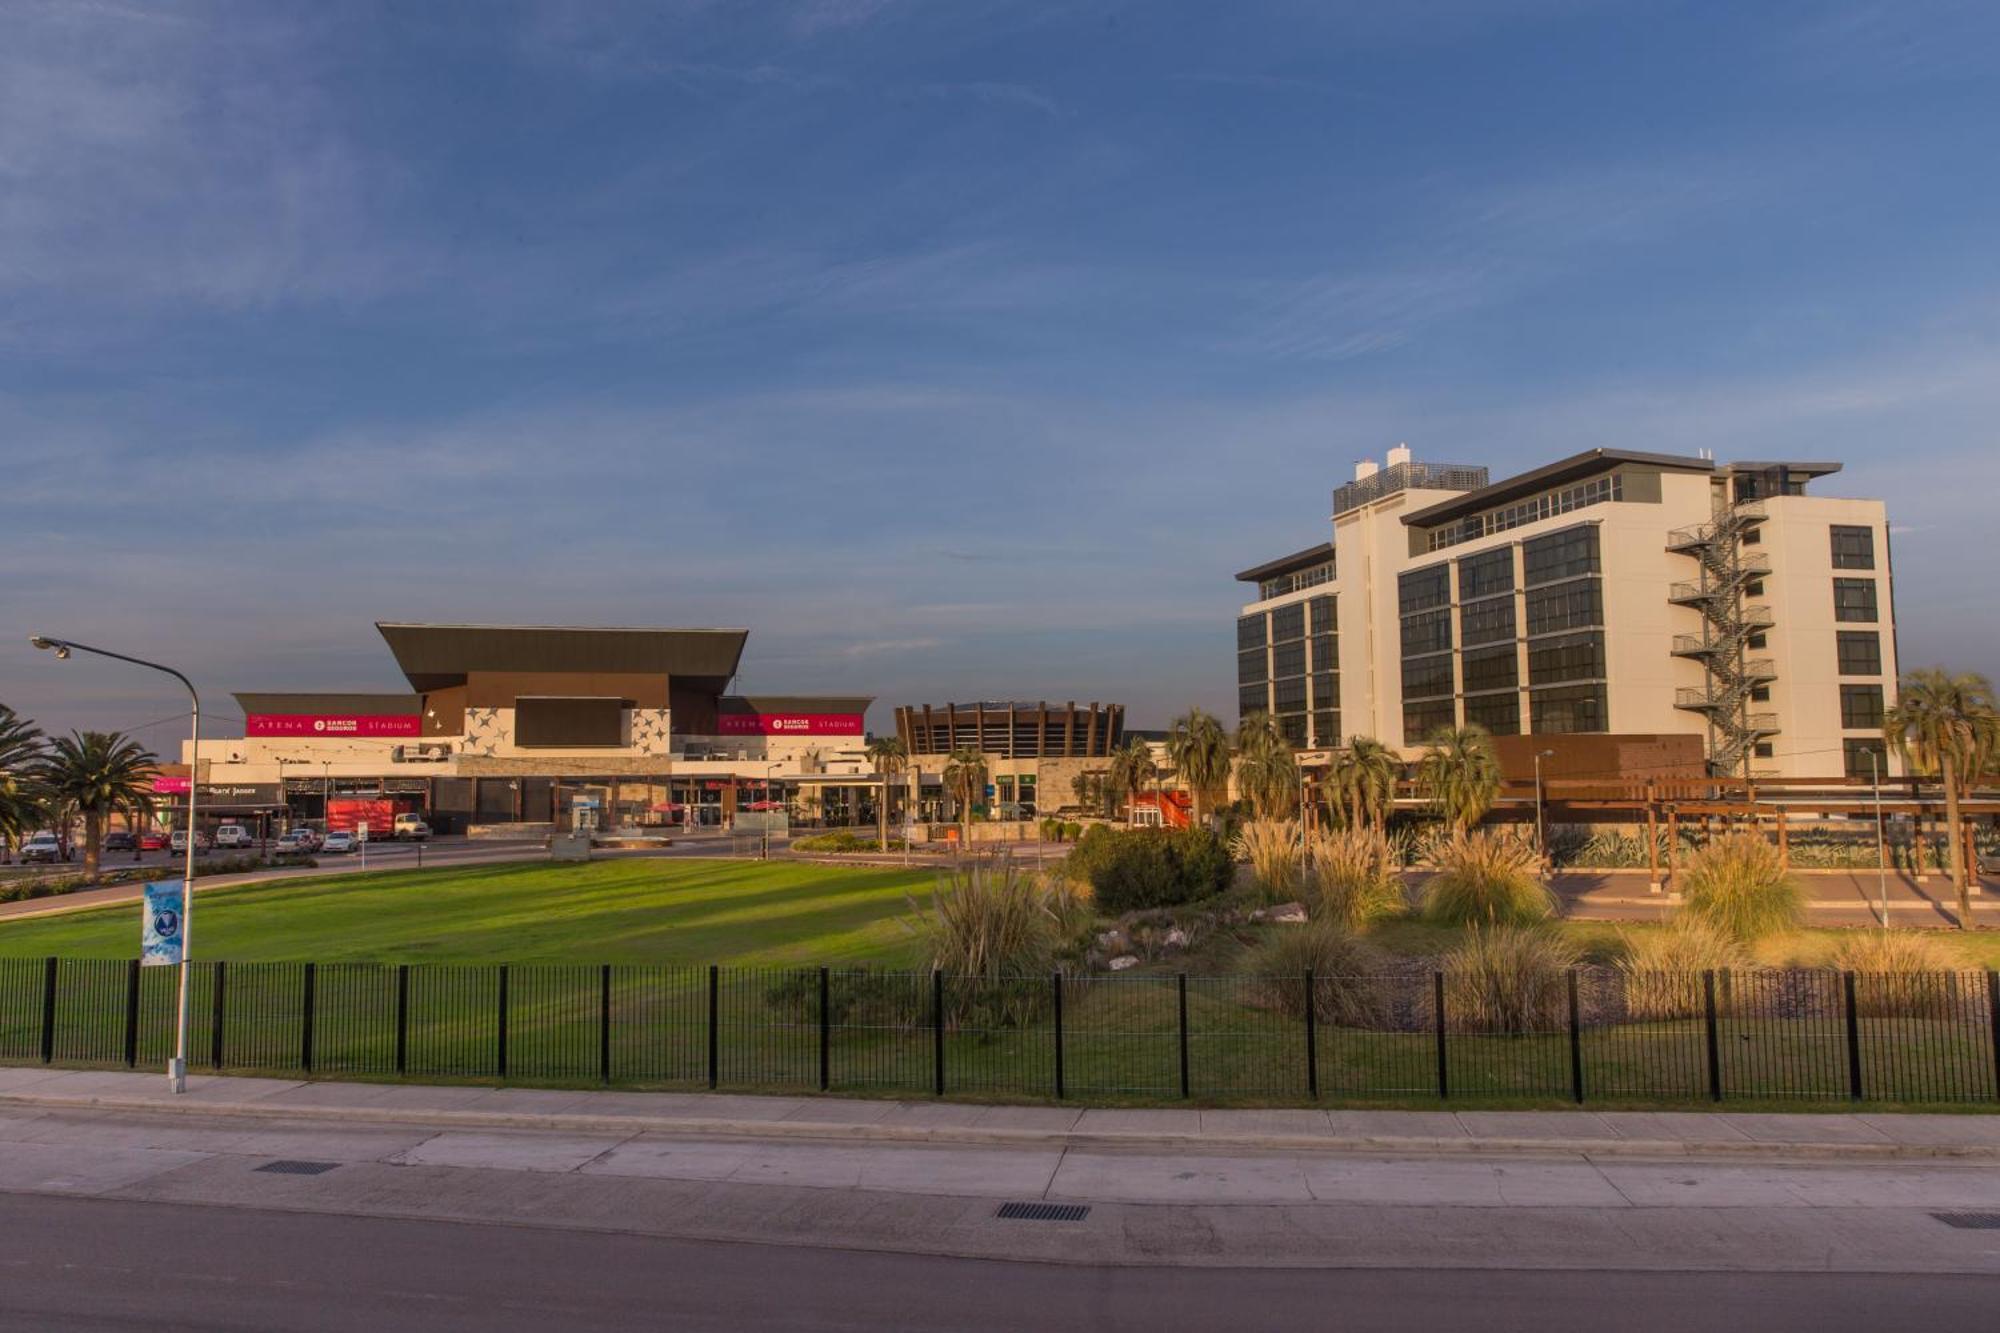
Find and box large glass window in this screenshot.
[1401,655,1455,699]
[1456,548,1514,601]
[1398,565,1451,615]
[1530,684,1609,734]
[1236,614,1266,651]
[1833,578,1878,623]
[1525,580,1604,636]
[1238,649,1266,686]
[1307,594,1336,633]
[1403,699,1455,744]
[1238,684,1267,717]
[1279,713,1309,747]
[1271,602,1305,642]
[1311,711,1339,749]
[1840,684,1885,730]
[1830,525,1875,571]
[1522,525,1600,586]
[1837,630,1882,676]
[1309,633,1337,672]
[1528,631,1606,685]
[1844,738,1889,780]
[1274,676,1309,710]
[1400,608,1452,656]
[1460,644,1519,694]
[1460,596,1516,647]
[1464,691,1520,735]
[1272,641,1307,678]
[1309,671,1337,710]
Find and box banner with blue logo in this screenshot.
[142,880,185,966]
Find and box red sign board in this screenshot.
[716,713,863,737]
[152,776,191,795]
[246,713,422,738]
[327,798,405,835]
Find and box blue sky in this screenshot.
[4,0,1998,753]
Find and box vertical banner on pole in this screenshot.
[141,881,185,966]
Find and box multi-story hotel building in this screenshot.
[1236,446,1899,779]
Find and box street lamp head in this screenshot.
[1538,749,1557,759]
[30,634,71,659]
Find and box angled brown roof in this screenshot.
[1400,448,1714,527]
[1234,541,1336,584]
[234,692,422,716]
[375,623,748,693]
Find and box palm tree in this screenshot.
[1416,724,1503,833]
[1106,736,1157,821]
[1884,668,2000,929]
[0,705,45,863]
[1166,707,1231,829]
[941,745,987,847]
[1330,735,1399,830]
[1234,711,1298,819]
[33,730,158,881]
[865,735,908,852]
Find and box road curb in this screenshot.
[5,1087,1995,1163]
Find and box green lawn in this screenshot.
[0,860,940,967]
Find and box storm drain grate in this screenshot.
[1932,1212,2000,1230]
[996,1202,1090,1222]
[254,1159,341,1176]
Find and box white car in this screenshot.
[275,830,315,854]
[392,813,431,841]
[169,829,213,854]
[321,831,356,854]
[20,832,67,864]
[213,824,253,849]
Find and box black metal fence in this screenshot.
[2,957,1997,1105]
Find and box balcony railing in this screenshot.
[1332,460,1488,516]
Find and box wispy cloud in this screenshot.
[837,637,942,658]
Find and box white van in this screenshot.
[213,824,253,849]
[392,813,431,841]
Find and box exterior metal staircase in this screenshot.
[1666,498,1776,777]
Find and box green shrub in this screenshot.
[1230,818,1301,903]
[1436,926,1581,1035]
[905,861,1077,1028]
[792,831,902,852]
[1419,829,1555,927]
[1301,826,1406,928]
[1617,919,1749,1020]
[1679,833,1802,943]
[1247,919,1387,1026]
[1068,826,1233,914]
[1062,821,1082,842]
[1832,931,1970,1017]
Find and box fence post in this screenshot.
[1567,968,1584,1104]
[1177,973,1190,1100]
[122,959,141,1069]
[39,957,57,1064]
[1988,972,2000,1103]
[1843,970,1864,1101]
[1052,972,1065,1100]
[600,963,613,1085]
[818,967,831,1093]
[211,961,226,1070]
[300,962,316,1074]
[1702,969,1722,1102]
[1303,970,1318,1099]
[707,964,719,1090]
[932,969,945,1097]
[1433,971,1448,1100]
[395,964,410,1075]
[495,964,509,1079]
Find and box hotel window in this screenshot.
[1840,684,1885,730]
[1311,711,1340,748]
[1460,595,1516,647]
[1238,684,1268,717]
[1236,614,1266,651]
[1310,671,1337,710]
[1274,676,1309,711]
[1464,691,1520,736]
[1309,632,1337,672]
[1522,525,1601,586]
[1528,631,1606,686]
[1530,684,1609,734]
[1830,525,1875,570]
[1403,699,1456,744]
[1833,578,1878,623]
[1456,548,1514,601]
[1459,644,1519,695]
[1844,739,1889,780]
[1400,609,1452,656]
[1307,594,1335,633]
[1524,580,1603,636]
[1836,631,1882,676]
[1272,640,1307,679]
[1238,649,1266,686]
[1398,565,1451,615]
[1271,602,1306,642]
[1278,713,1309,747]
[1401,655,1455,700]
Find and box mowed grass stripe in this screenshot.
[0,860,940,966]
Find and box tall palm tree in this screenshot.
[0,705,45,864]
[1233,711,1298,820]
[1416,724,1503,833]
[1330,735,1399,830]
[1884,668,2000,929]
[865,734,908,852]
[1106,736,1157,821]
[940,745,988,847]
[33,730,158,881]
[1166,707,1231,829]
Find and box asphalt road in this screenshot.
[0,1193,1993,1332]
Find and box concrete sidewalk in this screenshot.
[4,1066,1998,1162]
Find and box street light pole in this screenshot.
[31,635,200,1095]
[763,762,782,861]
[1871,749,1888,930]
[1534,749,1556,867]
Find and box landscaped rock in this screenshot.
[1096,929,1129,953]
[1163,927,1188,948]
[1108,955,1141,971]
[1260,902,1308,924]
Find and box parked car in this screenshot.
[320,831,356,854]
[169,829,213,854]
[139,831,171,851]
[213,824,253,850]
[20,832,67,864]
[104,831,139,853]
[392,813,431,841]
[275,829,315,854]
[291,826,323,852]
